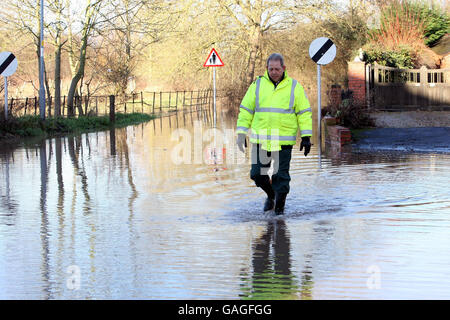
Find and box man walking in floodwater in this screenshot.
[236,53,312,215]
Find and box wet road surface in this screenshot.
[1,112,449,299]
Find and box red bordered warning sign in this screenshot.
[203,48,224,67]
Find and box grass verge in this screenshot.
[0,113,155,141]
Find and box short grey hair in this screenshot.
[266,53,285,67]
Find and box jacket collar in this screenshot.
[263,70,289,89]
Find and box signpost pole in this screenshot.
[203,48,224,165]
[213,66,216,128]
[0,52,18,119]
[317,64,321,158]
[309,37,336,165]
[4,76,7,120]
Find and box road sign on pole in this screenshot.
[203,48,224,68]
[0,51,18,120]
[309,37,336,159]
[204,48,224,128]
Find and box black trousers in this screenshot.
[250,144,293,196]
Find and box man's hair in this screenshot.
[266,53,285,67]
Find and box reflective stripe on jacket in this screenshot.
[236,70,312,151]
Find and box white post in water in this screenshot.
[203,48,224,128]
[308,37,336,161]
[203,48,224,164]
[317,64,321,158]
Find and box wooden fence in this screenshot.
[0,89,213,118]
[368,64,450,111]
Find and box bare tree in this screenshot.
[47,0,67,117]
[66,0,101,117]
[95,0,177,95]
[216,0,296,86]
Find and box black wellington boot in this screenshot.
[275,193,287,215]
[260,182,275,212]
[264,197,275,212]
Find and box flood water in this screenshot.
[1,111,449,299]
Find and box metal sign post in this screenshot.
[0,52,18,120]
[308,37,337,160]
[203,48,224,129]
[213,66,216,128]
[203,48,225,165]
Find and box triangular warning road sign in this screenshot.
[203,48,224,67]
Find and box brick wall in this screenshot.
[322,117,352,147]
[348,61,366,106]
[328,84,342,108]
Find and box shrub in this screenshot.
[325,90,375,129]
[364,0,427,68]
[368,0,426,52]
[408,1,450,47]
[364,44,416,68]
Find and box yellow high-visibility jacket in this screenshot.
[236,71,313,151]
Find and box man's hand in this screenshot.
[237,133,247,153]
[300,136,311,156]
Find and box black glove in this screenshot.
[300,136,311,156]
[237,133,247,153]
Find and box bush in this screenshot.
[325,90,375,129]
[364,44,416,68]
[408,1,450,47]
[364,0,426,68]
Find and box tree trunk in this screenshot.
[246,29,261,86]
[67,0,97,117]
[44,60,52,117]
[54,2,64,118]
[54,40,62,117]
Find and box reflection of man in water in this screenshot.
[240,219,314,299]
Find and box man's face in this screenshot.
[267,60,286,83]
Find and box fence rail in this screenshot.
[368,64,450,111]
[0,89,213,119]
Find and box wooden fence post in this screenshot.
[48,96,52,117]
[62,96,66,116]
[169,91,172,110]
[420,66,427,85]
[109,95,115,123]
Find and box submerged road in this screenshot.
[353,127,450,153]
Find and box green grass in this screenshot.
[0,113,155,140]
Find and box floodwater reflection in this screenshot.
[0,110,450,299]
[240,219,314,300]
